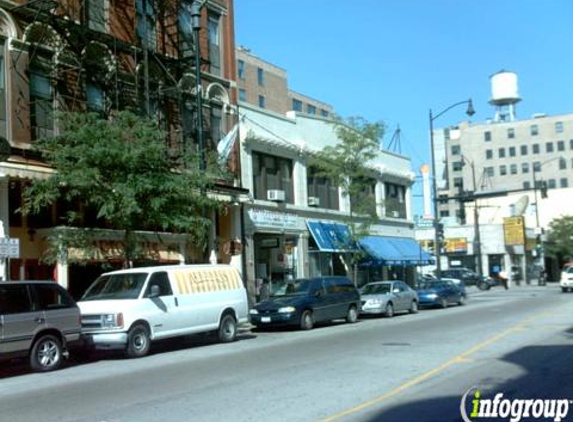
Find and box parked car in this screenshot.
[416,279,466,308]
[0,281,81,372]
[436,268,481,286]
[441,277,467,296]
[249,276,361,330]
[360,281,419,317]
[560,266,573,292]
[79,265,249,358]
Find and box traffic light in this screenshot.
[459,206,466,225]
[540,181,548,199]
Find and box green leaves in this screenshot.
[546,215,573,261]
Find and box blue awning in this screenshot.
[306,221,357,252]
[359,236,435,266]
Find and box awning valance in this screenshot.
[359,236,434,266]
[306,221,357,252]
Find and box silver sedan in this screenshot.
[359,281,419,317]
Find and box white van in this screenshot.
[78,264,248,357]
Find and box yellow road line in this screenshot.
[319,308,556,422]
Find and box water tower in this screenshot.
[489,70,521,122]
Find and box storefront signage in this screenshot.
[503,216,525,246]
[444,237,468,253]
[248,209,300,230]
[0,237,19,259]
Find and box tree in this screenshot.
[21,111,224,267]
[545,215,573,265]
[313,116,385,283]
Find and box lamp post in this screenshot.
[191,1,206,171]
[461,155,483,277]
[429,99,475,279]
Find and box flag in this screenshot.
[217,123,239,164]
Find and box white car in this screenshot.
[560,266,573,292]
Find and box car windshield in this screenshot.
[362,283,392,295]
[273,279,312,296]
[567,267,573,274]
[81,273,148,301]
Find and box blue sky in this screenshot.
[234,0,573,216]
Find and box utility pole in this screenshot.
[191,0,206,171]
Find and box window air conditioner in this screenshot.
[267,189,286,202]
[308,196,320,207]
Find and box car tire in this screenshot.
[458,295,466,306]
[409,300,418,314]
[439,298,448,309]
[346,305,358,323]
[385,303,394,318]
[218,313,237,343]
[477,282,489,291]
[30,334,63,372]
[126,323,151,358]
[300,310,314,330]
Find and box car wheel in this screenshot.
[300,310,314,330]
[385,303,394,318]
[126,323,151,358]
[439,298,448,309]
[477,282,489,291]
[346,305,358,323]
[458,295,466,306]
[218,313,237,343]
[409,300,418,314]
[30,334,63,372]
[562,287,568,293]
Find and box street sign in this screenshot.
[503,216,525,246]
[0,237,19,259]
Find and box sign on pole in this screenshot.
[0,237,19,259]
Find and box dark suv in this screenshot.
[250,276,361,330]
[0,281,81,372]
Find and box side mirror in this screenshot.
[149,284,161,298]
[393,288,400,294]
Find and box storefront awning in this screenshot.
[306,221,357,252]
[359,236,435,266]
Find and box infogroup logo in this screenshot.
[460,387,571,422]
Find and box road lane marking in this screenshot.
[319,308,556,422]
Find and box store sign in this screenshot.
[444,237,468,253]
[504,216,525,246]
[248,209,300,230]
[0,237,20,259]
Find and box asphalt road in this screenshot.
[1,284,572,422]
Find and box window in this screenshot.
[257,67,264,86]
[507,128,515,139]
[451,161,463,172]
[321,109,329,118]
[136,0,156,51]
[30,71,54,140]
[178,1,193,58]
[530,124,538,136]
[453,177,464,189]
[86,82,105,113]
[252,152,294,203]
[0,285,32,314]
[533,161,541,172]
[520,145,528,156]
[440,210,450,217]
[86,0,106,32]
[485,149,493,159]
[451,145,461,155]
[560,158,567,170]
[500,165,507,176]
[523,181,531,189]
[210,105,222,144]
[548,179,556,189]
[485,167,494,177]
[558,140,565,151]
[570,139,573,150]
[555,121,564,133]
[0,41,6,139]
[498,148,506,158]
[307,166,339,211]
[144,272,173,297]
[238,88,246,102]
[532,144,540,154]
[560,178,569,188]
[352,177,377,216]
[484,131,491,142]
[307,104,316,115]
[521,162,529,173]
[237,59,245,79]
[546,142,554,153]
[35,284,74,310]
[208,14,221,76]
[510,164,517,175]
[292,99,302,112]
[509,147,516,157]
[258,95,265,108]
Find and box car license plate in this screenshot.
[261,316,271,323]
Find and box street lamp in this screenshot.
[461,155,483,277]
[191,0,206,171]
[429,99,475,279]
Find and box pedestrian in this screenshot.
[498,270,509,290]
